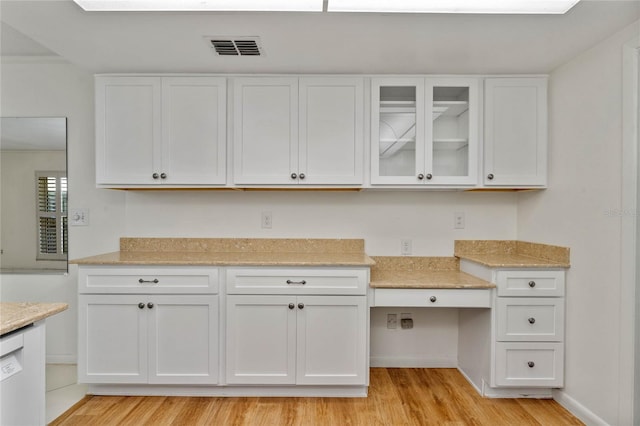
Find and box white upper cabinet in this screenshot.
[233,77,364,185]
[96,76,161,185]
[483,78,547,187]
[233,77,298,185]
[96,76,226,187]
[161,77,227,185]
[299,78,364,185]
[371,77,479,186]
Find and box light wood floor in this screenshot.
[50,368,584,425]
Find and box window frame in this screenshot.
[35,171,67,261]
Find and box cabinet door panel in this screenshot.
[96,77,161,185]
[484,78,547,186]
[226,295,296,384]
[371,78,426,185]
[162,77,226,185]
[148,295,219,384]
[296,296,367,385]
[233,78,298,184]
[299,78,364,185]
[78,295,147,383]
[426,78,479,186]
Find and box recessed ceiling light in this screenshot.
[72,0,323,12]
[327,0,581,14]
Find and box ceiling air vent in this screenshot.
[207,37,263,57]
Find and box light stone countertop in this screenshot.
[454,240,571,268]
[369,256,494,289]
[71,250,375,267]
[0,302,68,336]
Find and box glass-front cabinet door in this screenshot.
[426,78,478,185]
[371,77,478,186]
[371,78,425,185]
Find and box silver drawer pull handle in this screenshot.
[528,317,536,324]
[429,296,437,303]
[528,361,535,368]
[528,280,536,288]
[139,279,159,284]
[286,280,307,285]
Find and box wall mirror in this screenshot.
[1,117,68,274]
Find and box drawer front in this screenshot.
[496,270,565,297]
[226,268,368,295]
[79,266,219,294]
[495,342,564,387]
[373,288,492,308]
[496,298,564,342]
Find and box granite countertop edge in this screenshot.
[1,302,68,336]
[370,271,495,289]
[70,251,376,267]
[456,254,570,268]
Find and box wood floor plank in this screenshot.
[52,369,584,426]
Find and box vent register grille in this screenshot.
[208,38,262,56]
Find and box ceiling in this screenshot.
[0,0,639,74]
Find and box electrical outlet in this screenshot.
[70,208,89,226]
[454,212,465,229]
[401,318,414,329]
[401,239,412,255]
[387,313,398,329]
[261,211,272,229]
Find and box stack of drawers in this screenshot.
[493,269,565,387]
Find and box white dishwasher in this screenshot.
[0,321,46,426]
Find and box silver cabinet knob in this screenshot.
[417,174,424,180]
[487,174,494,180]
[430,296,437,303]
[299,173,305,180]
[528,317,536,324]
[147,302,154,309]
[160,173,167,179]
[528,280,536,288]
[152,173,159,179]
[426,173,433,180]
[138,303,145,309]
[291,173,297,179]
[528,361,535,368]
[288,303,295,310]
[298,303,304,309]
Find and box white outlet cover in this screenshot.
[70,208,89,226]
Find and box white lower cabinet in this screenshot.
[458,265,566,396]
[78,265,369,394]
[226,295,367,385]
[78,294,219,384]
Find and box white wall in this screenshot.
[517,21,640,425]
[0,59,126,362]
[1,150,66,271]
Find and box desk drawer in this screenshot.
[372,288,492,308]
[79,266,219,294]
[496,270,565,297]
[496,298,564,342]
[495,342,564,387]
[226,268,367,295]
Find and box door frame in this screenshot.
[621,38,639,425]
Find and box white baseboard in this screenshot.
[46,355,76,364]
[370,356,457,368]
[552,389,609,426]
